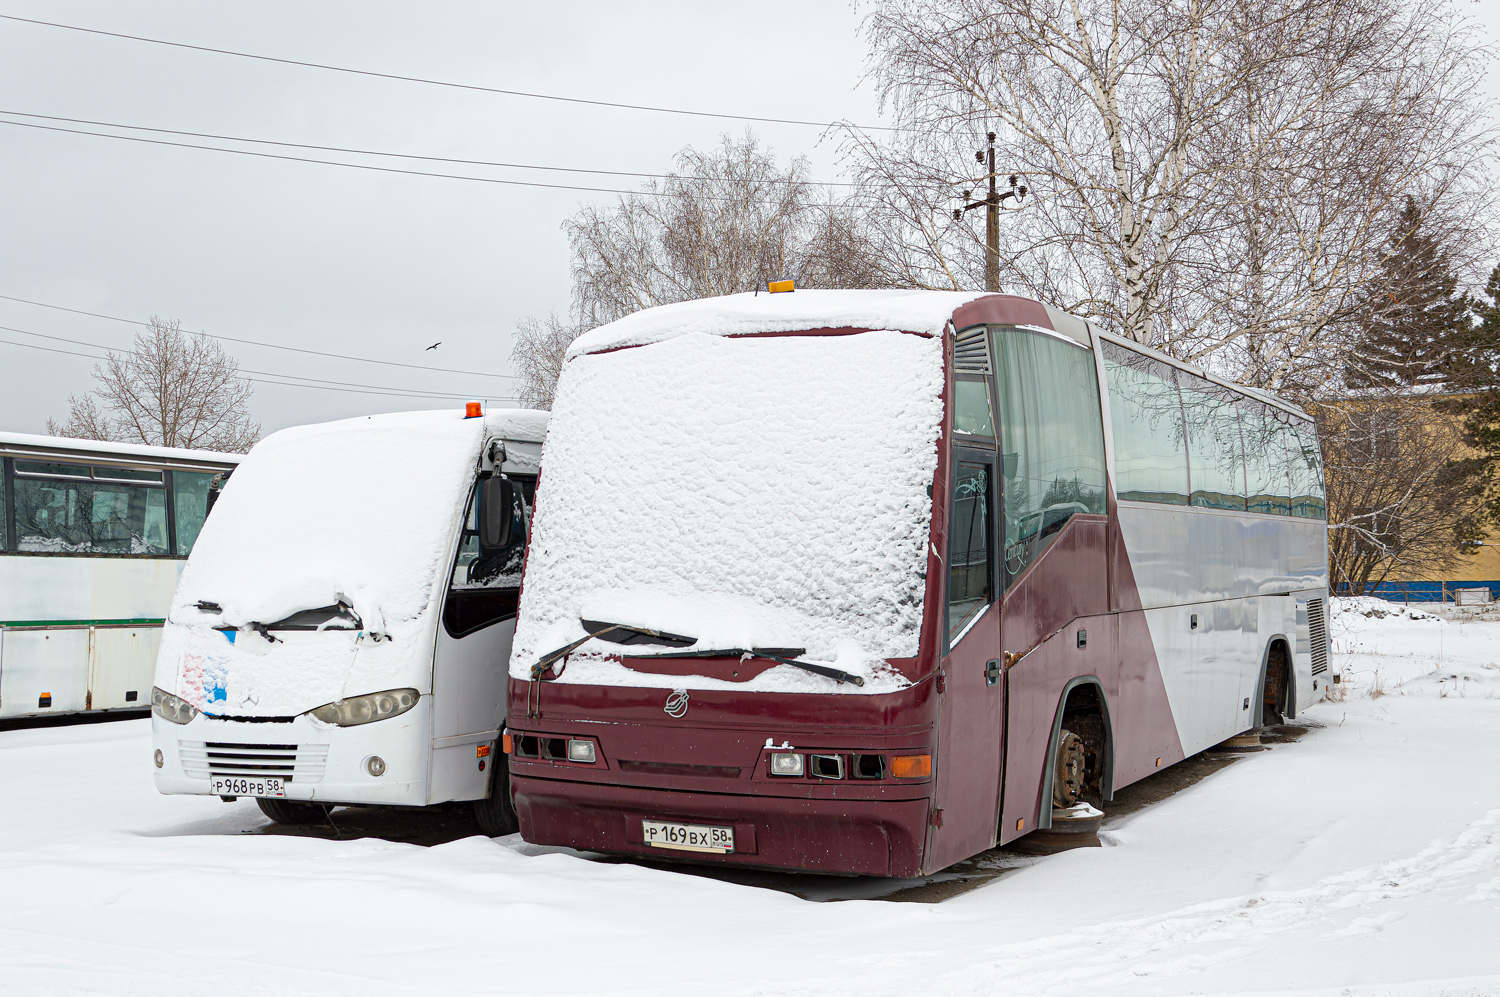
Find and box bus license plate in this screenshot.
[642,819,734,853]
[209,776,285,798]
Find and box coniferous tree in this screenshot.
[1345,197,1472,392]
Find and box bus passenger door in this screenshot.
[926,454,1005,873]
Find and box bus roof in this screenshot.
[567,289,989,358]
[0,430,242,468]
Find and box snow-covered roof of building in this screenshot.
[0,430,243,466]
[566,289,989,359]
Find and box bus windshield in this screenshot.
[170,411,492,636]
[510,330,945,692]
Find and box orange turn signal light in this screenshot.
[465,401,483,418]
[890,753,932,779]
[768,279,795,293]
[501,733,513,755]
[476,744,492,758]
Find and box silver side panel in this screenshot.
[1121,503,1328,752]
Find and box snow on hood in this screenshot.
[511,329,945,692]
[566,289,984,360]
[171,409,490,634]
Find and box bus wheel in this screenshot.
[1052,730,1086,808]
[473,753,518,837]
[255,797,326,825]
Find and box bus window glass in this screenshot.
[947,461,991,639]
[1287,420,1326,519]
[15,478,168,553]
[995,328,1107,588]
[1102,344,1189,505]
[451,476,535,590]
[1179,376,1247,510]
[173,471,218,556]
[1242,403,1291,515]
[953,376,995,437]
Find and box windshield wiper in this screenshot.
[531,619,695,679]
[624,647,865,687]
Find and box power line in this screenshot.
[0,291,517,379]
[0,13,898,133]
[0,108,865,187]
[0,115,862,206]
[0,323,510,401]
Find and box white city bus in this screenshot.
[150,406,546,834]
[1,432,239,720]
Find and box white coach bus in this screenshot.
[150,405,545,835]
[0,432,239,720]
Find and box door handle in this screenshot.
[985,659,1002,687]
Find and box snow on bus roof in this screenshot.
[566,289,989,358]
[173,407,544,634]
[482,408,549,443]
[0,430,242,465]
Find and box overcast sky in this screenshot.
[1,2,1496,439]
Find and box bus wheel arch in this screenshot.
[1257,637,1295,726]
[1037,676,1115,830]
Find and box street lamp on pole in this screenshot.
[954,132,1026,292]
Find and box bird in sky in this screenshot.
[426,342,441,351]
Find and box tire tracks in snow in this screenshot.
[908,809,1500,995]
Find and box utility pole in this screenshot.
[954,132,1027,292]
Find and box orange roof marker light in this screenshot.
[465,401,483,419]
[768,279,795,293]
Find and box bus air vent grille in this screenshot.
[953,326,992,374]
[178,741,329,783]
[1308,597,1328,674]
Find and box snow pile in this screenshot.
[1327,596,1500,701]
[512,330,945,691]
[567,289,984,358]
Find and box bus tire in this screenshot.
[255,797,326,825]
[1052,730,1087,808]
[473,753,518,837]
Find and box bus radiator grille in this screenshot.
[178,741,330,783]
[1308,598,1328,675]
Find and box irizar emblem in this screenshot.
[663,689,690,718]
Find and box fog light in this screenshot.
[567,739,596,763]
[769,752,804,776]
[153,748,164,769]
[366,755,386,777]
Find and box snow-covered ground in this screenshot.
[2,598,1498,996]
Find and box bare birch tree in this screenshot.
[512,132,888,406]
[47,317,260,452]
[850,0,1494,385]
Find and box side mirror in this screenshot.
[479,475,514,550]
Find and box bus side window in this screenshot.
[995,327,1107,588]
[1102,342,1189,506]
[1242,403,1292,515]
[947,461,992,641]
[1180,374,1247,511]
[172,471,220,556]
[1287,420,1326,519]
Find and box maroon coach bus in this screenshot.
[501,289,1329,876]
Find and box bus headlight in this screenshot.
[151,687,198,725]
[769,752,804,777]
[309,688,420,727]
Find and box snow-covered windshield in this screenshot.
[171,410,491,635]
[511,330,945,692]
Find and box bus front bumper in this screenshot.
[150,707,431,807]
[511,773,932,877]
